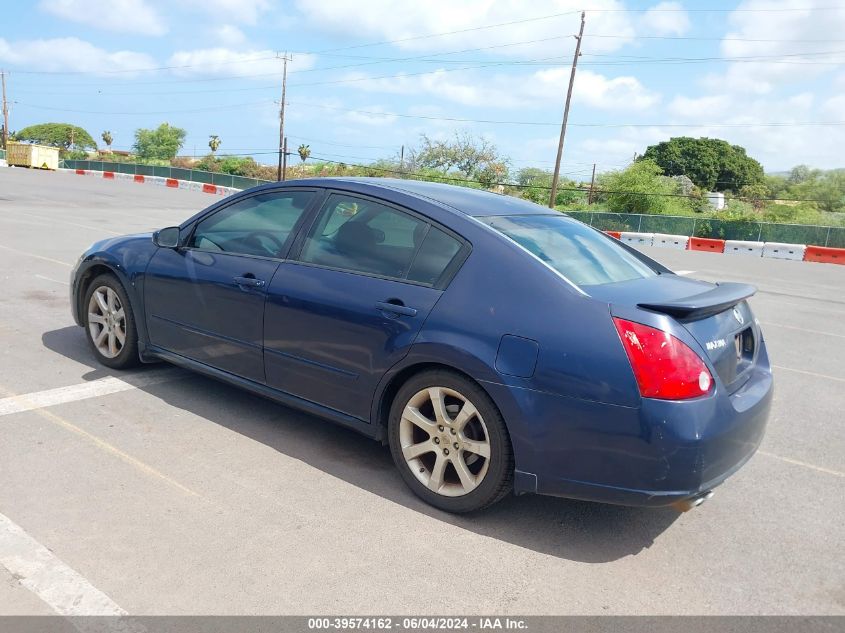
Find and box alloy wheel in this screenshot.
[87,285,126,359]
[399,386,491,497]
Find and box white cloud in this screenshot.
[39,0,166,36]
[294,0,637,56]
[568,69,661,110]
[705,0,845,94]
[338,66,659,112]
[667,95,732,119]
[167,48,316,78]
[0,37,156,75]
[212,25,247,47]
[182,0,270,25]
[821,94,845,117]
[583,90,845,171]
[641,1,690,36]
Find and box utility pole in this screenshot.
[276,53,290,181]
[1,70,9,150]
[549,11,585,208]
[282,136,288,181]
[587,163,596,204]
[399,145,404,171]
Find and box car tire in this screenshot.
[82,274,140,369]
[388,369,514,513]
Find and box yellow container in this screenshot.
[7,141,59,170]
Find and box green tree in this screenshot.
[802,171,845,212]
[133,123,186,160]
[515,167,553,187]
[208,135,221,154]
[641,137,764,193]
[595,159,680,214]
[787,164,820,184]
[16,123,96,150]
[101,130,113,150]
[297,143,311,162]
[414,132,505,180]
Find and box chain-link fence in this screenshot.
[59,160,845,248]
[566,210,845,248]
[61,159,271,191]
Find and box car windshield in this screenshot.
[479,214,657,287]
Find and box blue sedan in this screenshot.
[70,178,773,513]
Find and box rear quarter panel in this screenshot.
[397,224,642,475]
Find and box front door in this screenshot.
[264,192,466,420]
[144,188,317,382]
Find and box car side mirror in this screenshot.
[153,226,181,249]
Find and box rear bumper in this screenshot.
[488,347,773,508]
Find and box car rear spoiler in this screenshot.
[638,282,757,320]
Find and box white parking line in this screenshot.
[761,321,845,339]
[758,451,844,478]
[0,244,72,267]
[34,274,70,286]
[0,512,126,615]
[772,364,845,383]
[0,370,184,417]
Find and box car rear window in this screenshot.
[479,214,657,286]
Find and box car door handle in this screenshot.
[375,300,417,317]
[234,276,265,289]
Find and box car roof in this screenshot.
[276,177,557,217]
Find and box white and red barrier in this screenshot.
[61,168,236,198]
[763,242,806,261]
[652,233,689,250]
[725,240,765,257]
[621,232,654,247]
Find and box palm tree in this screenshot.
[208,135,221,155]
[297,143,311,163]
[101,131,113,152]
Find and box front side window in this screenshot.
[480,214,657,287]
[190,190,314,258]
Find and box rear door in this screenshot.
[144,188,317,382]
[263,191,468,421]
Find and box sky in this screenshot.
[1,0,844,178]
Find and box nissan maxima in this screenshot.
[70,178,773,513]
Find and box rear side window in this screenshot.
[480,214,656,286]
[190,190,314,258]
[407,227,462,285]
[298,194,464,286]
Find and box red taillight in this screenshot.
[612,317,713,400]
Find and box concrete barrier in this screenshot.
[804,245,845,265]
[133,175,145,183]
[146,176,166,186]
[763,242,806,261]
[604,230,621,239]
[621,232,654,247]
[653,233,689,250]
[689,237,725,253]
[725,240,764,256]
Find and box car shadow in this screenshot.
[43,326,680,563]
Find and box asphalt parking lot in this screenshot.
[0,167,843,615]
